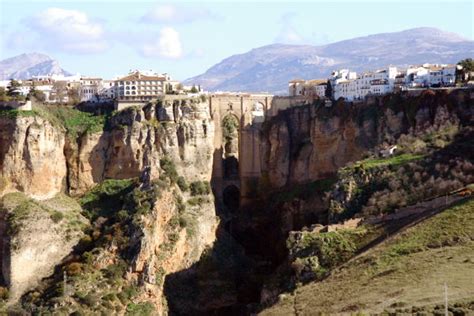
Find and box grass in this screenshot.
[79,178,136,221]
[352,153,425,170]
[0,109,37,119]
[0,105,107,138]
[262,198,474,315]
[377,198,474,265]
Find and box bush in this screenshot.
[0,287,9,300]
[177,176,188,192]
[126,302,155,316]
[65,262,83,276]
[50,211,64,223]
[189,181,210,196]
[160,157,178,184]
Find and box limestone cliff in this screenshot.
[0,193,87,302]
[0,97,218,312]
[66,98,214,196]
[261,90,473,189]
[0,115,67,200]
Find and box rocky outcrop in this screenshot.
[0,116,67,200]
[0,193,87,302]
[130,189,217,315]
[262,90,473,189]
[65,98,214,196]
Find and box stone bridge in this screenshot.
[209,93,274,211]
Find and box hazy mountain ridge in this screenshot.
[0,52,71,80]
[185,27,474,94]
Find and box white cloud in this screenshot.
[141,27,183,59]
[26,7,108,53]
[275,25,304,44]
[141,4,216,24]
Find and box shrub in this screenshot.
[82,293,100,307]
[177,176,188,192]
[50,211,64,223]
[189,181,210,196]
[126,302,155,316]
[160,157,178,184]
[65,262,83,276]
[0,287,9,300]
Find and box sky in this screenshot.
[0,0,473,80]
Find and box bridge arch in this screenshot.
[222,114,240,180]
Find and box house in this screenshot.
[80,77,102,102]
[288,79,327,98]
[288,79,306,96]
[115,70,167,101]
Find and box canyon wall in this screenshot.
[0,97,218,310]
[0,97,214,199]
[261,90,473,189]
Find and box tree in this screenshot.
[190,85,198,93]
[67,87,80,105]
[456,58,474,82]
[0,87,8,102]
[28,85,46,102]
[7,79,21,98]
[325,80,333,99]
[52,81,68,103]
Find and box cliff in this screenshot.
[0,114,67,199]
[261,90,473,189]
[0,97,218,313]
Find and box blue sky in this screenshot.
[1,0,472,80]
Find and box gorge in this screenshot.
[0,88,473,314]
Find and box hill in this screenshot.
[260,197,474,315]
[0,53,71,80]
[184,27,474,94]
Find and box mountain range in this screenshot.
[184,27,474,94]
[1,28,473,94]
[0,53,70,81]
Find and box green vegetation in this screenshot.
[379,198,474,263]
[0,109,37,119]
[1,192,86,240]
[189,180,210,196]
[287,228,368,282]
[160,157,179,184]
[126,302,155,315]
[270,178,336,204]
[457,58,474,82]
[262,198,474,315]
[222,115,239,141]
[177,176,188,192]
[80,178,136,220]
[350,153,425,170]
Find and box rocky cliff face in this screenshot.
[0,116,67,200]
[0,97,218,311]
[0,193,87,302]
[261,90,473,189]
[0,97,214,199]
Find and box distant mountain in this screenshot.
[0,53,71,80]
[184,27,474,94]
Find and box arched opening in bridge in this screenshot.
[223,185,240,212]
[222,114,240,180]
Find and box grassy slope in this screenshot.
[261,198,474,315]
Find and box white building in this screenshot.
[288,79,327,98]
[80,77,102,102]
[288,79,306,96]
[115,70,167,101]
[331,66,398,101]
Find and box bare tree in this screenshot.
[52,81,68,103]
